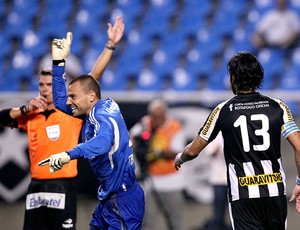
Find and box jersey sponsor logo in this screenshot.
[239,172,282,187]
[62,219,74,229]
[128,153,134,165]
[201,107,220,136]
[279,101,293,122]
[105,100,118,113]
[26,192,65,210]
[233,101,269,110]
[46,124,60,141]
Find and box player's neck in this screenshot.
[46,103,55,110]
[238,90,256,94]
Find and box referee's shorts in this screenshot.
[24,178,77,230]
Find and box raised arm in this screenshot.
[51,16,124,114]
[89,16,125,80]
[52,32,73,114]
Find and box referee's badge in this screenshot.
[46,124,60,141]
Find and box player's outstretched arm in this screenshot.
[174,135,208,170]
[89,16,125,80]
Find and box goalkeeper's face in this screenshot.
[66,81,94,116]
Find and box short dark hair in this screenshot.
[40,67,52,76]
[227,52,264,94]
[70,75,101,99]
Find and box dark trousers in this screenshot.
[212,185,229,230]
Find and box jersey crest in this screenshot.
[46,124,60,141]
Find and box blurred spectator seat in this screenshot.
[257,48,284,89]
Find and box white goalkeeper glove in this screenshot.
[38,152,71,173]
[52,32,72,61]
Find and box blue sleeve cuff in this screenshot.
[67,146,84,159]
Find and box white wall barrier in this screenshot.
[0,90,299,203]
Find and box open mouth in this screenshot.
[71,106,78,114]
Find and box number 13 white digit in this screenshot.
[234,114,270,152]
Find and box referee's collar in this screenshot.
[39,109,56,119]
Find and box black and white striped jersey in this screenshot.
[199,92,299,201]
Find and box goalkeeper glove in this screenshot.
[52,32,72,61]
[38,152,71,173]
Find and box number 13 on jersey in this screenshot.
[234,114,270,152]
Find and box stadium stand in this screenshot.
[0,0,300,92]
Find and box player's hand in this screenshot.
[174,152,184,170]
[38,152,71,173]
[107,16,124,46]
[52,32,72,60]
[289,184,300,212]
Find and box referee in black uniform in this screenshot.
[175,52,300,230]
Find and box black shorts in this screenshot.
[229,195,287,230]
[24,178,77,230]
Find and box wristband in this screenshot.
[20,105,29,115]
[53,60,65,66]
[296,176,300,186]
[178,156,185,164]
[176,153,185,164]
[105,43,116,51]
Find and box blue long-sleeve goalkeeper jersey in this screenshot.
[52,65,137,201]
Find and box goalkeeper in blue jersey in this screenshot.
[39,26,145,229]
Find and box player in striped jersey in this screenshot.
[175,52,300,230]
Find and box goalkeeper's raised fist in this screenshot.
[52,32,72,61]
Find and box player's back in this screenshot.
[216,92,291,201]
